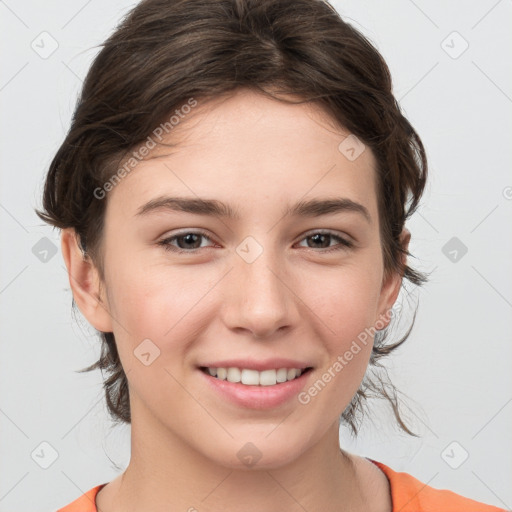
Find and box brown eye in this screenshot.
[157,230,215,253]
[297,231,353,252]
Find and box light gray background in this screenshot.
[1,1,511,511]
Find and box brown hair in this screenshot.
[36,0,429,437]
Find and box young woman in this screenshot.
[37,0,505,510]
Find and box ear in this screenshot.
[375,228,410,329]
[61,228,113,333]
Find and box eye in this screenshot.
[157,229,353,254]
[296,230,353,253]
[157,230,216,253]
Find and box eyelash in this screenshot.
[157,229,354,254]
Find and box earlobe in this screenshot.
[375,228,411,329]
[61,228,113,333]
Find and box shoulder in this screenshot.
[368,459,507,512]
[56,484,106,512]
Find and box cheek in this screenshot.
[105,259,219,360]
[103,266,214,410]
[306,259,383,335]
[291,266,383,418]
[304,263,382,381]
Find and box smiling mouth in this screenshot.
[199,366,313,386]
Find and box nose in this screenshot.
[221,244,299,339]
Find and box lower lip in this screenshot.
[198,368,313,409]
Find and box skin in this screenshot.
[62,88,410,512]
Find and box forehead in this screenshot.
[147,89,369,163]
[106,89,379,221]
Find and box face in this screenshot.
[72,88,403,469]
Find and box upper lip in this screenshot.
[198,358,314,371]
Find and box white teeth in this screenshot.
[227,367,241,383]
[276,368,288,383]
[204,366,308,385]
[259,369,276,386]
[241,369,260,385]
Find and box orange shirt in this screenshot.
[57,458,507,511]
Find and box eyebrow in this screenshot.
[135,196,371,224]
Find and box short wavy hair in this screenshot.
[36,0,429,437]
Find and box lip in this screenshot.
[198,366,314,409]
[197,358,312,372]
